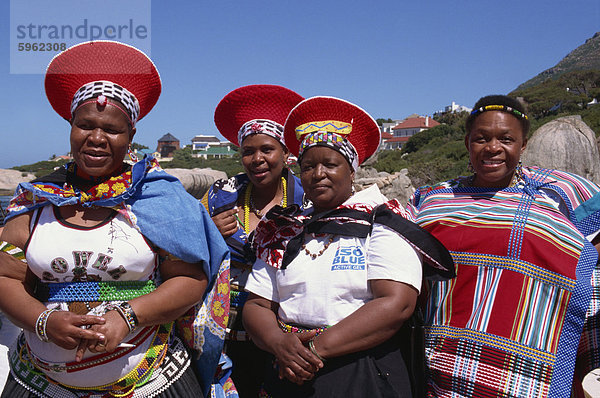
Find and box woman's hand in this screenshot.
[45,311,106,351]
[243,294,324,385]
[212,208,239,238]
[75,310,130,361]
[273,330,322,385]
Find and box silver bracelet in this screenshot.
[308,339,326,362]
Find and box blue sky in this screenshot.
[1,0,599,168]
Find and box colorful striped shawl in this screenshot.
[407,166,600,398]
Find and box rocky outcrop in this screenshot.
[354,167,415,206]
[0,169,35,194]
[164,168,227,199]
[521,116,600,184]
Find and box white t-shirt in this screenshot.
[24,205,158,387]
[245,185,422,328]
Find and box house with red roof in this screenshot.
[382,115,439,150]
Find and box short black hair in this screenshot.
[466,95,530,137]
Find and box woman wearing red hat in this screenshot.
[202,85,307,397]
[0,41,230,397]
[242,96,454,397]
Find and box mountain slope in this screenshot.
[517,32,600,90]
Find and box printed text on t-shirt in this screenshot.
[331,246,365,270]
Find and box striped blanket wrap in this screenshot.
[407,166,600,398]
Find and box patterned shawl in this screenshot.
[201,167,307,266]
[252,186,454,279]
[6,156,231,397]
[407,166,600,397]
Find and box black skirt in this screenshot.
[226,339,271,398]
[263,334,412,398]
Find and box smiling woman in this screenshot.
[0,41,230,398]
[201,84,307,396]
[407,94,600,397]
[70,100,135,179]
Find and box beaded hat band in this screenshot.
[470,104,528,120]
[237,119,285,147]
[299,131,360,172]
[71,80,140,126]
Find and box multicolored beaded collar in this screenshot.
[470,104,528,120]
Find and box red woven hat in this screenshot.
[45,40,161,122]
[214,84,303,146]
[283,96,381,165]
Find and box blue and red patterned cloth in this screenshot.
[407,166,600,397]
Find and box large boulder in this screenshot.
[522,116,600,184]
[0,169,35,194]
[354,167,415,206]
[164,168,227,199]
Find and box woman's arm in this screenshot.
[311,279,417,359]
[243,293,323,384]
[0,213,106,352]
[87,252,208,354]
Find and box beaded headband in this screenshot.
[299,131,359,172]
[76,96,134,127]
[237,119,285,147]
[470,104,528,120]
[71,80,140,126]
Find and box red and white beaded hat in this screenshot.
[214,84,303,147]
[283,96,381,170]
[45,40,161,126]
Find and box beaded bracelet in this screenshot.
[106,302,138,333]
[277,318,329,336]
[35,308,58,342]
[308,339,326,362]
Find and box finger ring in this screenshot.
[97,342,105,347]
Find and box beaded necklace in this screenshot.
[302,234,335,260]
[243,177,287,235]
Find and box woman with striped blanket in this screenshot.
[407,95,600,397]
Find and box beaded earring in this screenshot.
[467,160,475,173]
[128,145,138,163]
[515,160,523,180]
